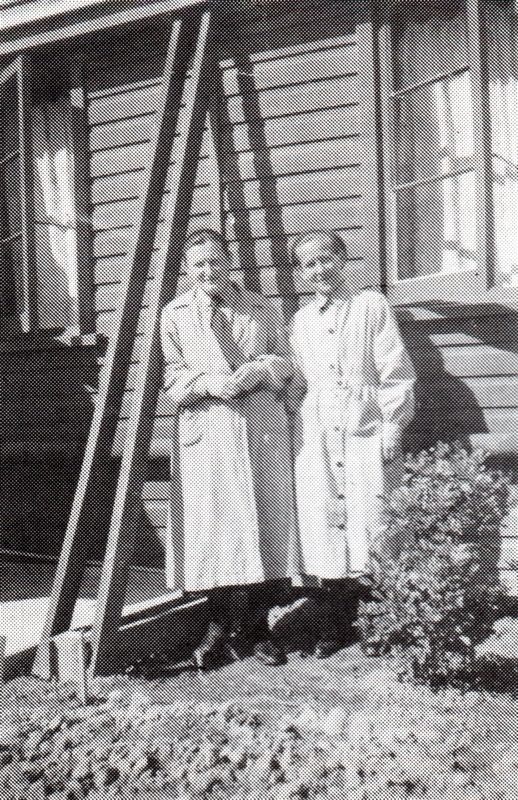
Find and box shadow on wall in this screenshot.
[399,301,518,476]
[218,51,297,318]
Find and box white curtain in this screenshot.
[487,3,518,287]
[394,11,476,279]
[32,95,78,329]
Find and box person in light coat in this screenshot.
[160,228,297,667]
[289,229,416,657]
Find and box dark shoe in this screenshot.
[224,633,250,662]
[192,621,225,670]
[253,639,286,666]
[223,617,253,662]
[314,638,342,659]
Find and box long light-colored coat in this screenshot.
[290,288,416,582]
[160,284,297,593]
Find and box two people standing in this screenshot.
[160,227,415,668]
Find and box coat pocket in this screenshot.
[347,385,381,435]
[179,407,204,447]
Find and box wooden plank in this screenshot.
[88,83,162,126]
[223,74,359,124]
[219,32,358,70]
[32,16,197,681]
[222,134,361,182]
[0,344,100,374]
[225,227,364,268]
[417,375,518,410]
[398,308,518,333]
[227,104,360,153]
[92,209,213,260]
[88,10,214,677]
[410,343,518,379]
[221,43,358,96]
[206,60,224,233]
[17,55,38,332]
[142,499,169,527]
[0,0,206,57]
[92,184,211,231]
[89,113,156,153]
[377,11,397,291]
[217,2,359,59]
[90,103,212,154]
[467,0,495,288]
[227,197,362,240]
[89,141,151,177]
[88,59,165,96]
[229,165,362,211]
[69,61,96,335]
[91,156,211,205]
[356,10,384,289]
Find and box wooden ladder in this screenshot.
[32,8,216,680]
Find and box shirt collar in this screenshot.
[315,282,350,313]
[195,282,239,310]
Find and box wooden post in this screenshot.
[69,57,96,337]
[357,4,386,290]
[467,0,495,289]
[32,14,198,680]
[88,10,215,677]
[0,635,5,684]
[52,631,88,704]
[17,54,38,332]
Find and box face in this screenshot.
[183,240,231,297]
[294,238,346,297]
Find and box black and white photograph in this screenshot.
[1,0,518,797]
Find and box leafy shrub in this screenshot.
[356,442,510,687]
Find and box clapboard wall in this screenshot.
[1,2,517,587]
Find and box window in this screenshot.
[379,0,515,303]
[487,0,518,287]
[0,54,93,338]
[0,56,36,334]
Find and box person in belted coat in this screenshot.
[160,228,297,668]
[289,229,416,657]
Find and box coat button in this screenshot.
[337,493,345,499]
[337,523,345,530]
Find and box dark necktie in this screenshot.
[210,297,245,371]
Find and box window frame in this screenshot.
[377,0,501,305]
[0,52,96,342]
[0,54,38,334]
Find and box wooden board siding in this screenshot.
[1,3,516,586]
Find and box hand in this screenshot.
[382,424,401,463]
[382,441,397,463]
[231,361,265,395]
[205,373,239,401]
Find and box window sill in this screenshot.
[0,328,106,354]
[388,270,518,316]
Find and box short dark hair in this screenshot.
[182,228,230,260]
[291,229,348,265]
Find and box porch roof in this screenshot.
[0,0,206,56]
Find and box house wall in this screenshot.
[1,1,517,589]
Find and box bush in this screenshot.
[356,442,510,687]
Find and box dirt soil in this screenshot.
[3,643,518,799]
